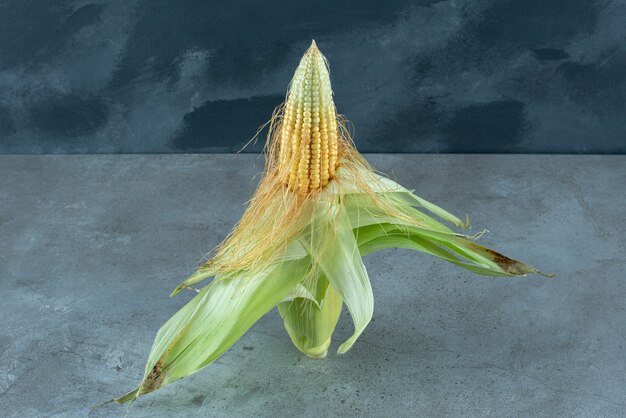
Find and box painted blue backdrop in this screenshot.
[1,0,624,153]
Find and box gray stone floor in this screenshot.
[1,154,625,417]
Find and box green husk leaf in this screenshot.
[279,283,321,308]
[343,193,455,233]
[339,181,550,277]
[114,257,310,403]
[278,274,343,358]
[333,166,469,229]
[301,203,373,354]
[372,174,469,229]
[356,222,551,277]
[170,269,214,297]
[171,241,309,297]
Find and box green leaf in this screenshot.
[170,241,309,296]
[301,203,373,354]
[332,167,468,229]
[279,283,320,308]
[115,257,310,403]
[170,269,214,296]
[277,274,343,358]
[343,193,454,233]
[356,222,550,277]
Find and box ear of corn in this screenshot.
[111,40,551,405]
[279,40,338,194]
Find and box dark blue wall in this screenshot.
[1,0,625,153]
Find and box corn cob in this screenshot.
[280,40,338,194]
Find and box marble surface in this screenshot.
[1,154,625,417]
